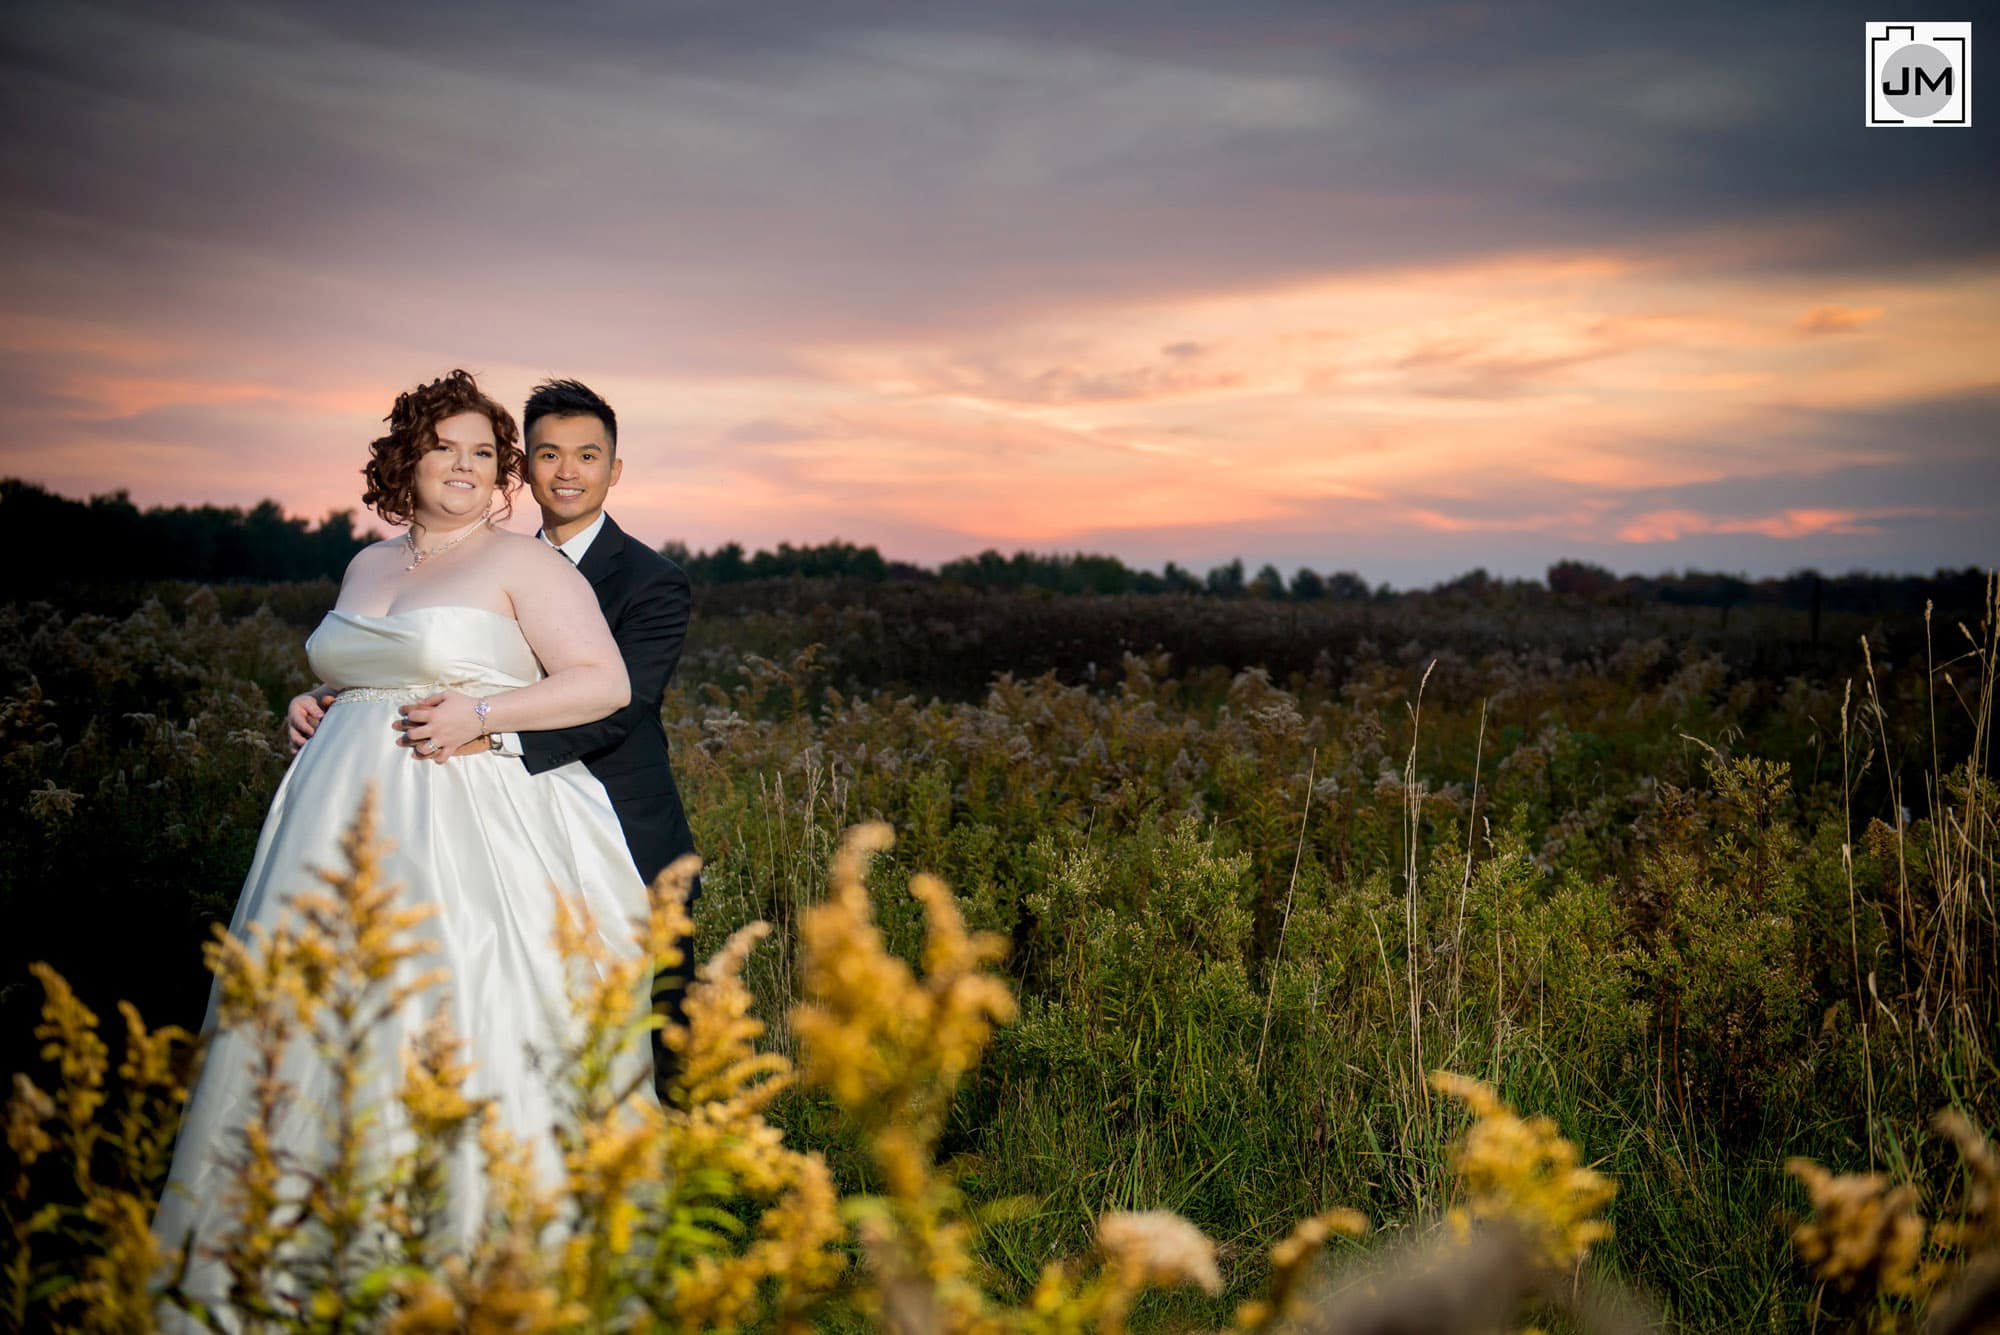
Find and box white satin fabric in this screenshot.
[153,605,654,1313]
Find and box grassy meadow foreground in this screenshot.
[2,576,1996,1331]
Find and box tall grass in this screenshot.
[1,576,1995,1329]
[677,581,1997,1329]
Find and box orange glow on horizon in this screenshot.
[9,243,1998,569]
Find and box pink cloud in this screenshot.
[1796,304,1885,335]
[1403,506,1581,535]
[57,373,388,422]
[891,350,1247,407]
[0,314,169,364]
[1613,507,1907,543]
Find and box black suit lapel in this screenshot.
[575,513,628,590]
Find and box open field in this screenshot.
[3,577,1994,1330]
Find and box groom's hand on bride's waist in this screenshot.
[286,688,339,753]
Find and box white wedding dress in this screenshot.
[154,605,656,1313]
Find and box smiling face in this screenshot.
[527,412,622,545]
[409,410,499,530]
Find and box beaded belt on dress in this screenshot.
[328,683,478,705]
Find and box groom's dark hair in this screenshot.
[524,378,618,457]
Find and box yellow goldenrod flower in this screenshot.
[1787,1158,1935,1301]
[1430,1071,1615,1271]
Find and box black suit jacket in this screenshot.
[519,513,695,886]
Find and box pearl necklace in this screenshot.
[403,518,488,572]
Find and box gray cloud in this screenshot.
[1627,385,2000,515]
[4,0,1993,355]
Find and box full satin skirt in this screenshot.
[153,683,654,1316]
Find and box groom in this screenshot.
[434,378,698,1091]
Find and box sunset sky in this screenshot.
[2,1,1994,585]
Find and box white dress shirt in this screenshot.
[547,510,608,566]
[489,510,612,757]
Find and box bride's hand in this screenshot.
[397,692,486,763]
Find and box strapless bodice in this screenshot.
[305,606,543,698]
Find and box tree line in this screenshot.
[1,479,377,586]
[673,540,1988,619]
[2,477,1984,616]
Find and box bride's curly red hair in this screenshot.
[362,370,524,526]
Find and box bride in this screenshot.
[153,370,657,1311]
